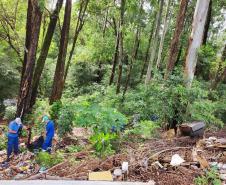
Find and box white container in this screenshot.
[122,162,129,172]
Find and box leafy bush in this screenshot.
[3,106,16,120]
[95,78,225,129]
[32,99,50,125]
[131,120,160,139]
[36,151,63,168]
[189,100,224,128]
[73,102,127,133]
[0,101,5,117]
[194,168,221,185]
[50,100,62,120]
[0,134,7,150]
[57,104,74,138]
[90,132,117,157]
[65,145,83,153]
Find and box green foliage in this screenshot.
[50,100,62,120]
[190,100,224,128]
[194,168,221,185]
[3,106,16,120]
[198,44,219,80]
[0,101,5,117]
[131,120,160,139]
[57,104,74,138]
[90,132,117,157]
[32,99,50,125]
[38,0,45,12]
[29,100,51,134]
[65,145,83,153]
[0,134,7,151]
[36,151,63,168]
[73,102,127,133]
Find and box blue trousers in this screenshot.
[42,136,53,150]
[7,136,19,158]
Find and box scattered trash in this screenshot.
[0,151,6,156]
[1,125,226,185]
[113,168,122,176]
[39,166,47,173]
[122,161,129,172]
[88,171,113,181]
[170,154,185,166]
[152,161,163,169]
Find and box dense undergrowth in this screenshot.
[3,76,225,157]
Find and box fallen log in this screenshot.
[148,147,192,161]
[26,173,73,180]
[26,173,44,180]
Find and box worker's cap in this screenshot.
[15,117,22,125]
[42,115,49,123]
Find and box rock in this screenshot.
[113,169,122,176]
[222,164,226,170]
[220,174,226,181]
[218,162,223,169]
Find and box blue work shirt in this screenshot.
[8,121,22,138]
[46,120,54,138]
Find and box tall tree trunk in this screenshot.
[96,8,109,83]
[30,0,63,108]
[202,0,212,45]
[145,0,164,84]
[211,44,226,89]
[16,0,42,118]
[49,0,72,104]
[156,0,172,69]
[21,0,33,83]
[164,0,188,80]
[140,23,155,81]
[109,27,119,85]
[123,0,143,97]
[184,0,210,87]
[175,44,183,66]
[123,27,140,97]
[64,0,89,82]
[116,0,125,94]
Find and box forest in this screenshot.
[0,0,226,184]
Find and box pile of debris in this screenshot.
[1,122,226,185]
[0,151,39,180]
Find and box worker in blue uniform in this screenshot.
[42,115,55,153]
[7,117,23,161]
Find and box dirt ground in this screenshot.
[1,126,226,185]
